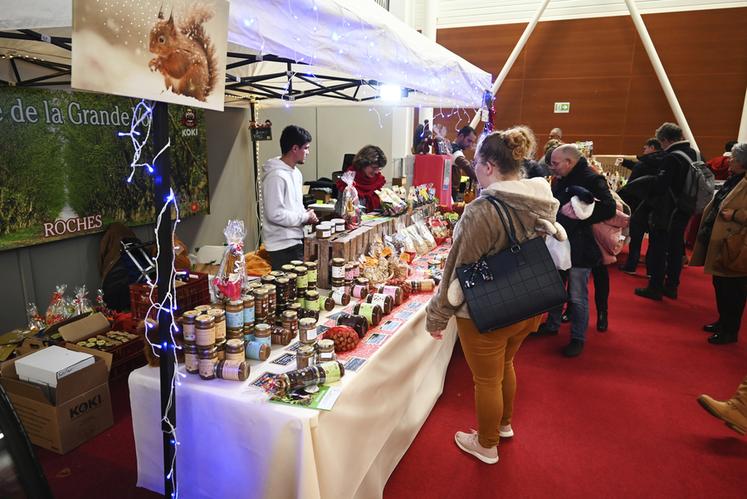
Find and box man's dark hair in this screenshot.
[645,138,662,151]
[280,125,312,154]
[655,122,683,143]
[457,125,476,138]
[725,140,738,153]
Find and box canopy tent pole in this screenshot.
[739,86,747,142]
[469,0,551,130]
[250,100,263,245]
[623,0,698,151]
[419,0,438,126]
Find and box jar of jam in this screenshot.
[294,266,309,290]
[197,346,217,380]
[214,360,249,381]
[323,296,336,312]
[225,339,245,361]
[304,261,318,290]
[353,303,383,326]
[352,283,368,299]
[351,262,361,279]
[242,295,255,326]
[331,258,346,281]
[344,279,353,296]
[298,317,318,345]
[207,308,227,342]
[245,341,271,361]
[296,345,316,369]
[316,339,336,363]
[376,285,404,306]
[253,288,269,323]
[331,289,351,306]
[304,290,320,312]
[183,343,199,374]
[181,310,199,342]
[254,323,272,346]
[345,264,355,281]
[336,313,369,338]
[195,314,216,347]
[271,325,293,346]
[366,293,394,314]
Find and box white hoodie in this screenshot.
[262,157,308,251]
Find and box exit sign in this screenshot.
[554,102,570,113]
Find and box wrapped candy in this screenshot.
[213,220,247,301]
[337,171,361,230]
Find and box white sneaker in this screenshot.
[454,430,499,464]
[499,424,514,438]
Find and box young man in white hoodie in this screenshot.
[262,125,318,269]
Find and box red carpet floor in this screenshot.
[37,261,746,498]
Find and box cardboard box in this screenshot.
[15,346,95,388]
[0,343,113,454]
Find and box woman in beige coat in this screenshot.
[426,126,566,464]
[691,142,747,344]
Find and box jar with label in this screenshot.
[254,323,272,346]
[323,296,335,312]
[261,274,276,286]
[345,264,355,281]
[225,339,245,361]
[281,264,296,273]
[282,310,299,337]
[194,304,212,315]
[276,361,345,396]
[351,262,361,279]
[276,277,290,306]
[245,341,271,361]
[216,340,226,361]
[253,288,269,323]
[316,339,336,363]
[352,303,383,327]
[352,283,368,299]
[296,344,316,369]
[208,308,227,342]
[408,278,435,293]
[195,314,216,347]
[331,258,346,281]
[366,293,394,314]
[304,261,318,290]
[294,266,309,290]
[184,343,199,374]
[336,313,369,338]
[304,290,320,312]
[242,295,255,326]
[181,310,199,342]
[197,346,217,380]
[271,325,293,346]
[331,289,351,306]
[226,327,244,340]
[376,285,404,305]
[214,360,249,381]
[344,279,353,296]
[298,317,318,345]
[286,272,298,302]
[316,223,332,239]
[332,218,346,233]
[243,328,255,343]
[264,284,277,319]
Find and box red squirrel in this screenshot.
[148,5,218,102]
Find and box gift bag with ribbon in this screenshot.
[212,220,247,301]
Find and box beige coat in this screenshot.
[691,177,747,276]
[425,178,566,332]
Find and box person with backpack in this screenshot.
[635,122,714,301]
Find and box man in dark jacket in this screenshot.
[618,138,665,273]
[635,122,699,301]
[541,144,616,357]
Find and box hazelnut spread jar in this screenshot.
[180,310,199,342]
[225,338,245,361]
[296,345,315,369]
[197,346,217,380]
[298,317,318,345]
[195,314,216,347]
[316,339,336,363]
[184,343,199,374]
[253,288,269,323]
[207,308,227,342]
[215,360,249,381]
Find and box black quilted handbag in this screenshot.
[456,195,566,333]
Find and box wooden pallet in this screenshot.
[303,204,437,289]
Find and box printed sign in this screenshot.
[72,0,229,111]
[554,102,571,113]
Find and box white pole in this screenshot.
[623,0,699,151]
[738,85,747,142]
[420,0,437,126]
[469,0,552,129]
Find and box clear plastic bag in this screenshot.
[337,171,361,230]
[73,285,92,315]
[213,220,247,301]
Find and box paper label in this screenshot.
[371,294,388,310]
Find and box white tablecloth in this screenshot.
[130,300,457,499]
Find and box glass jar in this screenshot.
[197,346,217,380]
[331,289,351,306]
[183,343,199,374]
[245,341,271,361]
[298,317,318,345]
[323,296,336,312]
[226,327,244,340]
[195,314,216,347]
[304,290,320,312]
[352,283,368,299]
[275,277,290,306]
[253,288,269,323]
[216,340,226,361]
[282,310,299,337]
[286,272,298,302]
[214,360,249,381]
[336,312,369,338]
[296,344,316,369]
[254,323,272,346]
[345,263,355,281]
[263,284,277,319]
[377,285,404,306]
[181,310,199,342]
[316,223,332,239]
[316,339,336,363]
[224,300,243,330]
[351,262,361,279]
[353,303,383,326]
[242,295,255,327]
[260,274,276,286]
[331,258,346,280]
[225,338,245,361]
[366,293,394,314]
[304,261,318,290]
[207,308,227,342]
[408,278,435,293]
[294,266,309,291]
[271,325,293,346]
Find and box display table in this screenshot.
[130,268,457,498]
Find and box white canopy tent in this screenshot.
[0,0,491,109]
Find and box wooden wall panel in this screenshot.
[435,7,747,159]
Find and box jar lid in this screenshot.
[290,260,304,266]
[255,323,271,332]
[281,264,296,272]
[299,317,316,327]
[207,308,226,318]
[270,271,285,277]
[356,277,369,284]
[304,261,317,268]
[261,274,276,282]
[226,339,243,349]
[286,272,297,279]
[345,263,354,270]
[298,345,315,355]
[263,283,276,291]
[194,304,212,312]
[182,310,199,319]
[318,339,334,350]
[195,314,215,325]
[276,277,290,285]
[294,266,308,273]
[282,310,298,319]
[288,303,302,310]
[305,290,319,298]
[331,258,345,265]
[242,295,254,303]
[253,288,268,296]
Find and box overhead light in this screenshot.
[379,84,402,102]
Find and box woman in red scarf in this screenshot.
[336,145,387,212]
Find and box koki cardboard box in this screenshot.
[0,340,113,454]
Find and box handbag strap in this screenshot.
[482,195,521,252]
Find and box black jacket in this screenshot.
[649,142,699,230]
[524,159,549,179]
[619,151,665,211]
[552,157,617,268]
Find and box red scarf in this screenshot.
[336,166,386,211]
